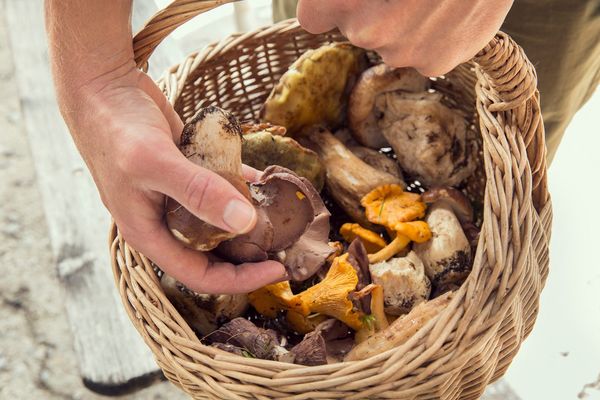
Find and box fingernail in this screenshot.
[223,199,256,233]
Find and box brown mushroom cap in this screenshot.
[275,173,334,281]
[421,186,474,225]
[348,65,429,148]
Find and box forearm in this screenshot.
[45,0,135,120]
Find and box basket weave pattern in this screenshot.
[110,2,552,398]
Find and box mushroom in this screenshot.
[344,291,454,361]
[160,273,248,335]
[274,173,335,281]
[300,127,403,227]
[369,251,431,315]
[422,186,479,247]
[289,330,328,366]
[348,63,477,187]
[375,91,477,187]
[241,122,287,136]
[208,317,293,362]
[359,184,432,263]
[340,223,387,254]
[413,202,472,287]
[242,130,325,190]
[351,284,389,343]
[250,254,366,331]
[361,184,426,228]
[334,129,403,179]
[166,106,248,250]
[292,254,364,331]
[261,43,367,135]
[166,107,333,281]
[348,65,430,148]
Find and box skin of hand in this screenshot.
[44,0,286,294]
[296,0,514,77]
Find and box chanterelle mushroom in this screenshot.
[413,203,472,286]
[166,107,332,281]
[261,43,367,135]
[300,127,403,227]
[242,130,325,190]
[369,251,431,315]
[348,65,429,148]
[160,273,248,335]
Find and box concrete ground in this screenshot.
[0,8,185,400]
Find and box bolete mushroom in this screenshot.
[300,127,403,227]
[348,63,477,187]
[375,91,477,187]
[369,251,432,315]
[208,317,293,362]
[160,273,248,335]
[260,43,367,135]
[413,202,472,287]
[334,129,404,179]
[166,107,333,281]
[242,130,325,190]
[348,65,430,148]
[422,186,479,247]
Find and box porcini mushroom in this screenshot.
[369,251,431,315]
[300,127,403,226]
[208,317,293,362]
[422,186,479,247]
[375,91,478,187]
[413,202,472,287]
[334,129,403,179]
[242,130,325,190]
[160,273,248,335]
[261,43,367,135]
[348,65,430,148]
[167,107,333,281]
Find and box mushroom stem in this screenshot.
[367,234,411,264]
[301,128,403,227]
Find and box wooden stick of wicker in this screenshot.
[110,1,552,398]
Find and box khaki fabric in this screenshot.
[272,0,600,163]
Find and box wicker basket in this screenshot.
[110,1,552,398]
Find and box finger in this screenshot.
[118,215,287,294]
[242,164,262,182]
[138,72,185,143]
[296,0,340,34]
[147,148,258,234]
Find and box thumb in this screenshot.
[150,149,257,234]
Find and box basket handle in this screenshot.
[133,0,238,69]
[133,3,549,211]
[472,32,549,211]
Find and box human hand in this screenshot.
[296,0,513,76]
[62,67,286,294]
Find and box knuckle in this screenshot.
[183,170,212,213]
